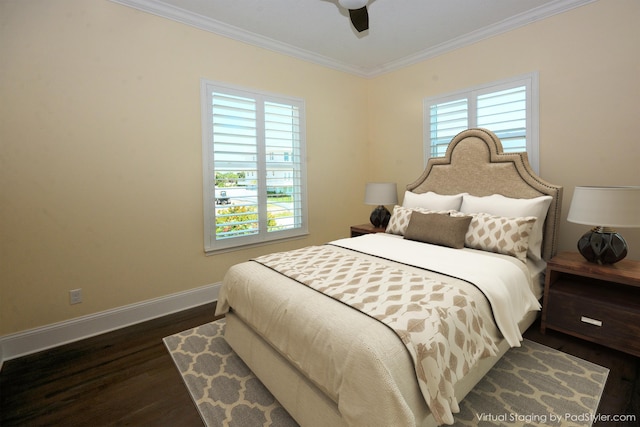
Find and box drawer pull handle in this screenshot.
[581,316,602,327]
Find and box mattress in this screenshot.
[215,233,542,426]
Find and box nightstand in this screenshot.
[541,251,640,357]
[350,223,386,237]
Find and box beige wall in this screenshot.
[367,0,640,260]
[0,0,368,335]
[1,0,638,337]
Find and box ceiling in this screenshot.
[111,0,593,77]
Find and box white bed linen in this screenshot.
[216,236,540,426]
[331,233,540,346]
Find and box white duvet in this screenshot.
[216,233,541,426]
[331,233,540,346]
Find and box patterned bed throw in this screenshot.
[253,245,499,425]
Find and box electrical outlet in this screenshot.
[69,289,82,305]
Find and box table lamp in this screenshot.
[364,182,398,228]
[567,186,640,264]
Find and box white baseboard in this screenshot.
[0,283,221,369]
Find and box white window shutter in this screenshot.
[424,73,538,173]
[202,80,308,253]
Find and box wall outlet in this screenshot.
[69,288,82,305]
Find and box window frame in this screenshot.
[201,79,308,254]
[423,72,539,173]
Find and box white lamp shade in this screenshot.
[567,186,640,228]
[338,0,368,9]
[364,182,398,206]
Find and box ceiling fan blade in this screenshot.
[348,6,369,32]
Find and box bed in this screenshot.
[215,128,563,426]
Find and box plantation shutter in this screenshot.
[211,92,259,240]
[202,80,308,253]
[429,98,468,158]
[424,73,537,172]
[264,101,304,233]
[476,86,527,153]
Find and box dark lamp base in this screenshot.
[370,205,391,228]
[577,228,628,264]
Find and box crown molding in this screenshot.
[110,0,595,78]
[109,0,369,76]
[362,0,596,77]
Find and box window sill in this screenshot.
[204,232,310,256]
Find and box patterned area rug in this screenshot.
[164,319,608,427]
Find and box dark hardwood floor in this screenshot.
[1,303,219,426]
[1,304,638,426]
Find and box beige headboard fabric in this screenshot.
[407,128,563,261]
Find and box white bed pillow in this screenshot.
[459,194,552,262]
[402,191,465,211]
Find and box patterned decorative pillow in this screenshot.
[460,194,552,262]
[464,213,536,262]
[385,205,454,235]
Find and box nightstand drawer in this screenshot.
[545,280,640,356]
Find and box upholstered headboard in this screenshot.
[407,128,563,260]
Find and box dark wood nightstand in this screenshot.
[541,251,640,357]
[350,223,386,237]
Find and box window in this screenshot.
[424,73,539,172]
[201,80,308,253]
